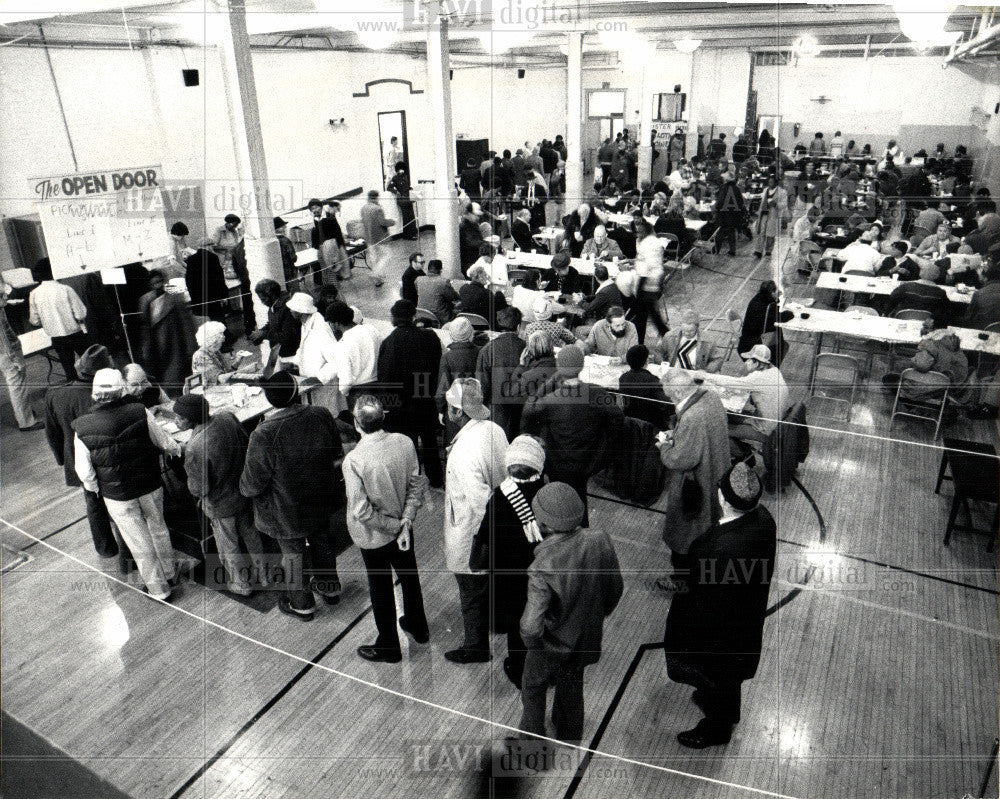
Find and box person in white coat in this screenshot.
[284,292,342,412]
[442,377,508,664]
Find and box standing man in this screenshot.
[175,394,266,597]
[387,162,419,240]
[28,258,89,382]
[73,369,182,601]
[248,279,301,356]
[400,252,426,306]
[384,135,404,176]
[520,482,623,742]
[665,462,776,748]
[272,217,299,288]
[44,344,123,562]
[377,300,444,487]
[240,372,345,621]
[655,370,731,594]
[343,395,430,663]
[475,306,525,439]
[442,378,508,664]
[324,301,382,411]
[1,275,42,431]
[360,189,394,287]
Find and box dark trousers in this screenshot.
[520,650,586,741]
[692,682,742,726]
[237,281,255,335]
[393,409,444,487]
[84,489,117,557]
[455,573,490,651]
[633,290,669,346]
[551,471,590,528]
[670,550,691,593]
[273,525,339,611]
[51,331,89,382]
[360,539,428,655]
[713,225,738,256]
[495,576,529,681]
[397,200,417,239]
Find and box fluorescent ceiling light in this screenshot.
[673,37,701,53]
[792,33,820,57]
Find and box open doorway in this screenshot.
[378,110,409,189]
[598,114,625,143]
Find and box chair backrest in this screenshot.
[414,307,441,329]
[458,312,490,330]
[507,268,529,286]
[845,305,879,316]
[984,322,1000,335]
[658,232,680,259]
[815,352,860,377]
[898,367,949,403]
[799,240,822,255]
[893,309,933,323]
[345,220,365,240]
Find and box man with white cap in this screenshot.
[469,434,547,688]
[665,461,776,749]
[284,291,342,412]
[519,482,623,742]
[73,368,182,600]
[442,378,508,664]
[702,343,789,444]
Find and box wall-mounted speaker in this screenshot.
[674,84,682,93]
[449,69,454,80]
[182,69,200,87]
[517,68,525,79]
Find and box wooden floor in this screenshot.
[1,230,997,799]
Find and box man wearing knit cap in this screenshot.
[468,434,547,688]
[176,393,266,597]
[664,462,776,749]
[443,378,508,664]
[519,482,623,742]
[43,344,126,563]
[240,371,346,620]
[521,344,624,527]
[73,368,182,599]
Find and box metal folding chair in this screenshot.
[808,352,860,421]
[889,368,950,439]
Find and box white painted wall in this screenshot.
[690,48,752,133]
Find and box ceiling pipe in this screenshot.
[943,21,1000,63]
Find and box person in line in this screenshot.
[44,344,124,563]
[360,190,394,287]
[511,208,535,252]
[443,378,508,664]
[713,171,747,258]
[284,292,342,412]
[343,395,430,663]
[752,174,789,259]
[475,306,525,439]
[175,394,265,597]
[513,330,559,403]
[248,279,301,356]
[521,345,624,527]
[28,258,89,382]
[324,301,382,411]
[665,462,776,749]
[655,370,730,594]
[73,368,182,600]
[0,276,42,431]
[659,309,724,372]
[166,221,193,277]
[377,300,444,488]
[184,247,228,322]
[459,203,486,276]
[415,259,459,325]
[240,372,345,620]
[519,482,623,743]
[435,317,482,442]
[208,214,243,278]
[139,268,197,395]
[618,344,671,430]
[387,161,418,240]
[123,363,169,408]
[272,217,299,288]
[582,305,638,359]
[400,252,426,306]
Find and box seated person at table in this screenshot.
[542,251,585,296]
[884,264,950,325]
[839,229,883,275]
[877,240,920,280]
[653,206,695,257]
[599,178,620,199]
[914,221,959,261]
[511,208,536,252]
[713,344,790,446]
[511,270,543,322]
[468,242,509,286]
[910,207,947,244]
[583,306,637,359]
[524,298,577,346]
[191,321,241,387]
[792,205,821,245]
[415,259,459,324]
[964,211,1000,257]
[882,327,969,403]
[561,203,599,257]
[579,264,622,322]
[581,225,624,262]
[938,248,984,287]
[965,263,1000,329]
[123,363,170,408]
[658,309,724,373]
[459,264,507,328]
[619,344,671,430]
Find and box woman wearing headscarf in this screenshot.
[138,268,197,395]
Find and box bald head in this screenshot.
[662,369,697,403]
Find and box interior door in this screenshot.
[758,115,781,150]
[377,110,409,188]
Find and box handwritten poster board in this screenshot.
[31,166,172,279]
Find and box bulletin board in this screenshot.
[30,165,172,279]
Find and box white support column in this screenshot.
[565,31,585,209]
[219,0,283,326]
[637,65,654,185]
[426,4,460,278]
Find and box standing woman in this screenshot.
[209,214,244,281]
[753,174,789,259]
[138,269,197,396]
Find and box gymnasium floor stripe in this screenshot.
[21,514,87,551]
[0,517,807,799]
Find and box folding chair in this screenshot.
[657,233,680,263]
[717,309,743,368]
[414,308,441,329]
[889,368,950,439]
[344,220,372,274]
[889,308,933,372]
[808,352,860,421]
[458,312,490,330]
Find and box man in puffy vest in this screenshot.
[73,368,181,600]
